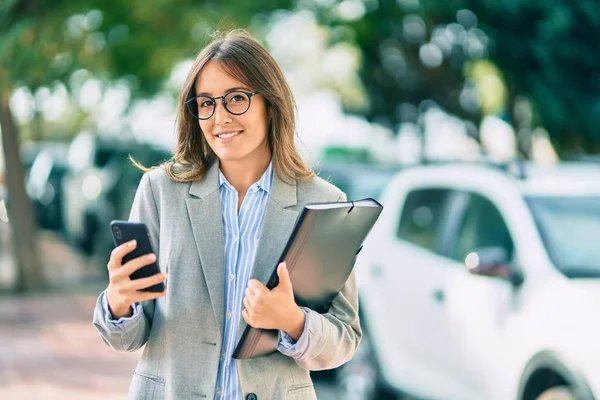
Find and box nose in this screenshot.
[214,99,232,126]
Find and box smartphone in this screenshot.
[110,220,165,293]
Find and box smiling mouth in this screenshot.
[216,130,242,139]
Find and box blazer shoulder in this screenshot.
[144,163,195,184]
[142,165,191,197]
[297,175,345,203]
[144,167,170,189]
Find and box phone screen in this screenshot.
[110,221,165,292]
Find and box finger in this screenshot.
[242,308,250,324]
[108,240,137,271]
[245,286,259,300]
[247,280,269,296]
[243,296,252,310]
[136,290,168,303]
[116,253,157,280]
[127,273,167,292]
[276,262,292,289]
[248,279,267,290]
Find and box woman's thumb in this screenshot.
[277,262,291,289]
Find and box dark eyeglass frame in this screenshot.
[185,90,260,120]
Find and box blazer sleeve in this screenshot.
[92,172,160,352]
[281,191,362,370]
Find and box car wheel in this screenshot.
[536,386,575,400]
[337,332,400,400]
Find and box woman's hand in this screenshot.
[242,262,305,340]
[105,240,168,319]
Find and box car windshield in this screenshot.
[527,196,600,278]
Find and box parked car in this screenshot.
[25,143,70,231]
[339,161,600,400]
[61,132,172,264]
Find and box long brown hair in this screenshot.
[135,29,313,183]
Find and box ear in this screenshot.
[265,104,273,124]
[265,97,273,115]
[269,103,277,122]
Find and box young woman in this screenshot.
[93,30,361,400]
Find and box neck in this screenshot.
[219,151,272,195]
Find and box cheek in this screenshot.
[244,111,269,138]
[199,121,213,140]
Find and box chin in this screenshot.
[214,148,248,162]
[212,142,270,165]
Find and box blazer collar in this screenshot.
[270,171,297,209]
[188,160,297,208]
[188,161,220,199]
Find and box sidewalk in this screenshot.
[0,222,141,399]
[0,292,141,400]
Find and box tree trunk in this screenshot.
[0,89,44,292]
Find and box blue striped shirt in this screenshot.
[214,162,273,399]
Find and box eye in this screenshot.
[199,99,214,108]
[229,94,246,103]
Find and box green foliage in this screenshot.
[0,0,294,96]
[464,0,600,152]
[308,0,475,128]
[2,0,599,153]
[308,0,600,154]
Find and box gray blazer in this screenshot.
[93,161,361,400]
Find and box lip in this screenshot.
[214,129,242,144]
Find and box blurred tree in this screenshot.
[305,0,482,134]
[462,0,600,155]
[0,0,292,291]
[306,0,600,156]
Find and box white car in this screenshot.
[339,161,600,400]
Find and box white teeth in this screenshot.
[218,131,241,138]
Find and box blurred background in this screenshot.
[1,0,599,399]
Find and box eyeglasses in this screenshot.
[185,90,260,120]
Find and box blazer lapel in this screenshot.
[185,162,226,336]
[237,173,299,341]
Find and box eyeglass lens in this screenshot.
[189,91,251,119]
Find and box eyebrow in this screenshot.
[195,87,251,97]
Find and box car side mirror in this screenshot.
[465,246,524,286]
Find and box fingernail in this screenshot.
[128,240,137,247]
[147,254,156,261]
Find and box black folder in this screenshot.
[233,198,383,359]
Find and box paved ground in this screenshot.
[0,224,339,399]
[0,290,340,400]
[0,291,142,400]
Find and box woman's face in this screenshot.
[193,60,270,165]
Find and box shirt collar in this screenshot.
[218,160,274,194]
